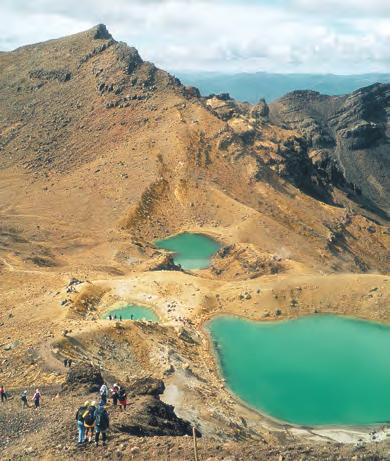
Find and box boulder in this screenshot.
[64,362,104,392]
[113,395,195,437]
[184,86,201,99]
[251,98,269,120]
[127,377,165,398]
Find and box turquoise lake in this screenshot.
[208,315,390,425]
[104,305,158,322]
[155,232,221,270]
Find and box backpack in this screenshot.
[118,389,126,400]
[95,408,109,430]
[100,385,108,397]
[77,406,87,422]
[83,407,96,426]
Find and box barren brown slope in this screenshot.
[0,25,389,275]
[0,24,390,460]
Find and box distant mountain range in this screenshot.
[174,72,390,103]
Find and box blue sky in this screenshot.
[1,0,390,74]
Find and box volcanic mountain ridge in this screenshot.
[0,24,390,461]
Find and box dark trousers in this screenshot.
[95,430,107,444]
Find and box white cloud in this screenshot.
[0,0,389,73]
[292,0,390,16]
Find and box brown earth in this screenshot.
[0,24,390,460]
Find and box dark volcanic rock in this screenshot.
[149,252,182,271]
[127,377,165,398]
[92,23,113,40]
[64,362,104,392]
[114,42,143,75]
[184,85,201,99]
[29,68,72,83]
[113,395,194,437]
[251,98,269,120]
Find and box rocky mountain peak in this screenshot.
[91,23,113,40]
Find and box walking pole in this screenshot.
[193,426,199,461]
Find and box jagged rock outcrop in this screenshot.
[64,363,104,392]
[113,395,194,436]
[269,84,390,217]
[113,377,195,437]
[127,377,165,398]
[208,243,285,280]
[250,98,269,121]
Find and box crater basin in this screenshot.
[155,232,221,270]
[207,315,390,425]
[104,305,158,322]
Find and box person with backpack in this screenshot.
[83,401,96,443]
[21,390,28,408]
[111,384,119,407]
[118,387,127,411]
[75,401,89,444]
[0,385,7,403]
[32,389,41,409]
[94,403,109,447]
[99,383,108,405]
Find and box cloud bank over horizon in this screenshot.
[1,0,390,74]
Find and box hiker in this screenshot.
[21,390,28,408]
[95,403,109,447]
[64,358,68,368]
[75,401,89,444]
[111,384,119,406]
[119,315,122,321]
[68,359,72,367]
[108,314,112,321]
[130,314,134,320]
[83,401,97,443]
[99,383,108,405]
[118,387,127,411]
[114,314,117,320]
[32,388,41,409]
[0,385,7,402]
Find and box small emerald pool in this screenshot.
[155,232,221,270]
[207,315,390,425]
[104,305,158,322]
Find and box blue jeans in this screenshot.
[77,421,85,443]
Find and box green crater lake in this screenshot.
[155,232,221,270]
[104,305,158,322]
[208,315,390,426]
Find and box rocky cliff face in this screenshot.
[269,84,390,217]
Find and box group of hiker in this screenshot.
[107,314,126,321]
[76,400,109,446]
[0,385,41,408]
[109,383,127,410]
[75,382,128,447]
[20,389,41,409]
[2,379,128,448]
[63,358,73,368]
